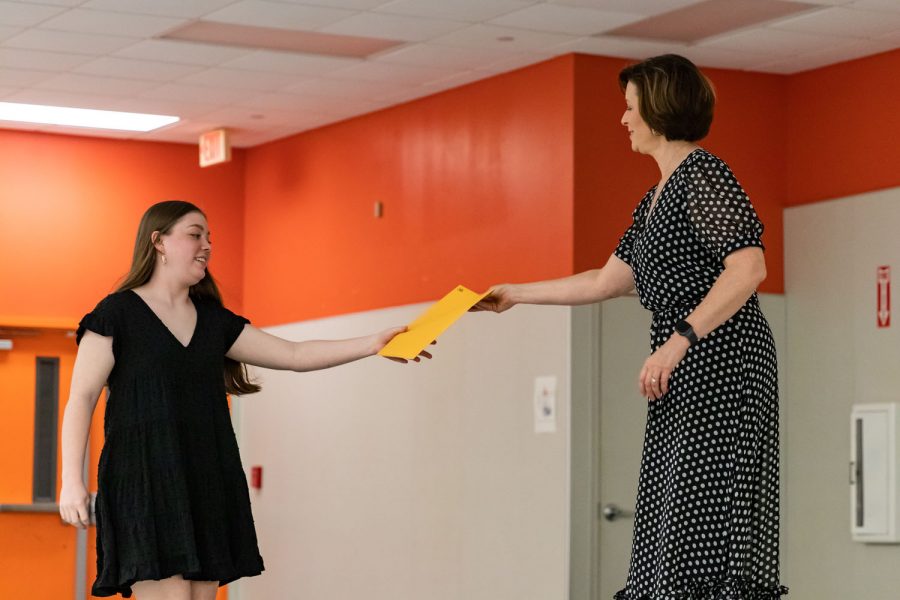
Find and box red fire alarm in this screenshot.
[250,466,263,490]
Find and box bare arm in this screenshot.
[473,254,635,313]
[640,246,767,400]
[59,331,114,528]
[683,246,766,339]
[226,324,425,371]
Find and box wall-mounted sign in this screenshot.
[199,128,231,167]
[877,265,891,328]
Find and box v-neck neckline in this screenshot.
[645,147,702,226]
[128,289,199,349]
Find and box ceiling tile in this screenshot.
[282,94,381,116]
[37,8,186,38]
[231,92,316,111]
[473,50,559,73]
[771,6,900,38]
[4,28,138,55]
[74,57,205,81]
[679,45,775,70]
[0,47,96,72]
[432,24,576,51]
[0,67,53,86]
[0,25,22,41]
[33,73,158,96]
[203,1,355,30]
[547,0,699,16]
[13,0,85,6]
[421,69,495,91]
[178,67,300,91]
[757,36,899,71]
[376,0,538,22]
[141,82,256,104]
[849,0,900,11]
[81,0,239,19]
[0,2,68,27]
[368,85,431,103]
[220,49,361,76]
[320,12,468,42]
[374,42,523,69]
[325,60,459,85]
[4,88,149,111]
[490,4,643,36]
[195,105,314,127]
[268,0,389,10]
[114,39,252,66]
[2,89,218,119]
[699,25,860,56]
[283,76,405,98]
[550,34,674,59]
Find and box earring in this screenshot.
[161,254,167,265]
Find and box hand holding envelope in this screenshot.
[378,285,490,360]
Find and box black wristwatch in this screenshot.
[674,319,699,346]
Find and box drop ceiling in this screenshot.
[1,0,898,147]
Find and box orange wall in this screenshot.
[786,48,900,206]
[0,332,90,599]
[243,56,575,326]
[0,130,247,322]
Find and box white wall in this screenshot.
[784,187,900,599]
[230,302,572,600]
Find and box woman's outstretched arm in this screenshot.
[226,325,430,371]
[472,254,635,313]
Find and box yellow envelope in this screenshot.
[379,285,489,360]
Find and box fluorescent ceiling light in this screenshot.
[0,102,179,132]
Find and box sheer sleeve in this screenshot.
[685,155,764,262]
[614,194,651,267]
[76,295,117,345]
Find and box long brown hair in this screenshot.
[116,200,260,395]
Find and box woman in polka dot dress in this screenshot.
[474,54,787,599]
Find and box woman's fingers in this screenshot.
[639,363,670,401]
[76,502,90,527]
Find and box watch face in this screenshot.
[676,320,689,334]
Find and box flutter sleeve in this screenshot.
[76,295,117,345]
[221,305,250,352]
[613,194,650,267]
[685,155,765,262]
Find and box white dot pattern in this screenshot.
[612,149,787,600]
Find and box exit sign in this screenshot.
[199,128,231,167]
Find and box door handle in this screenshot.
[601,503,634,522]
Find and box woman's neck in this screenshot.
[650,141,699,183]
[135,276,191,307]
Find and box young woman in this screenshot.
[59,200,429,599]
[475,55,787,599]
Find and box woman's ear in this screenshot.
[151,231,163,251]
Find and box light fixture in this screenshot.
[0,102,179,132]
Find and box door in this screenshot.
[596,297,651,599]
[569,297,649,600]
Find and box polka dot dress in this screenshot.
[612,149,787,600]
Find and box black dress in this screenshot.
[76,290,264,598]
[612,149,787,599]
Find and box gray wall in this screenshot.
[231,302,572,600]
[784,187,900,599]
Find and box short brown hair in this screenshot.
[618,54,715,142]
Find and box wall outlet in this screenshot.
[534,375,557,433]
